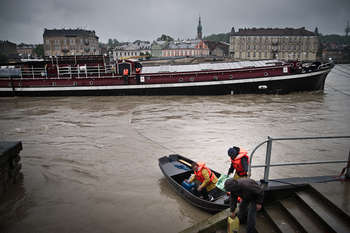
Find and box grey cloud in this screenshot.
[0,0,349,44]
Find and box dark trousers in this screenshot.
[237,199,257,233]
[197,187,221,201]
[123,75,128,84]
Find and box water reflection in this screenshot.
[158,177,209,225]
[0,178,28,231]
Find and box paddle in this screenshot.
[179,159,192,167]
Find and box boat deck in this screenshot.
[142,59,282,74]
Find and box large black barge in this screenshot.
[0,56,334,96]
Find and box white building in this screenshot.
[112,41,151,60]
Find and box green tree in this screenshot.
[157,34,174,42]
[204,33,230,43]
[0,53,8,64]
[112,39,119,46]
[33,44,44,58]
[108,39,113,47]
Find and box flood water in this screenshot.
[0,65,350,233]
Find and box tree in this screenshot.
[108,39,113,47]
[157,34,174,42]
[0,53,8,64]
[113,39,119,46]
[204,33,230,43]
[33,44,44,58]
[314,27,319,36]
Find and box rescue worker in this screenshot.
[227,146,249,180]
[135,67,141,84]
[186,162,221,201]
[123,68,129,84]
[224,178,264,233]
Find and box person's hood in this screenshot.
[224,178,239,192]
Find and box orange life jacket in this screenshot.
[230,148,249,176]
[123,68,129,76]
[194,162,215,183]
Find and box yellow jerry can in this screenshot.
[227,216,239,233]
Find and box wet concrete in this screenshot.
[311,180,350,217]
[0,65,349,232]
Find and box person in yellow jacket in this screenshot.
[186,162,221,201]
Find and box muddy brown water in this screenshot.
[0,65,349,233]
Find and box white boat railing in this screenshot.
[9,64,117,79]
[248,135,350,183]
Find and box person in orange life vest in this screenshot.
[227,146,249,180]
[123,68,129,84]
[187,162,221,201]
[135,67,141,84]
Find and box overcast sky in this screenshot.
[1,0,349,44]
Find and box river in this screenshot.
[0,65,349,233]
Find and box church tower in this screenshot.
[197,16,202,40]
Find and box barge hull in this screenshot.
[0,69,330,96]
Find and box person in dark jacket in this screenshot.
[224,178,264,233]
[227,146,249,179]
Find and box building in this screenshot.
[229,27,319,61]
[197,16,203,40]
[0,40,19,63]
[43,28,100,56]
[152,16,209,58]
[161,39,209,57]
[16,43,36,58]
[151,40,169,57]
[0,40,17,56]
[205,40,229,57]
[112,40,151,60]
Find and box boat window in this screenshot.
[89,81,94,85]
[264,72,269,76]
[178,78,184,82]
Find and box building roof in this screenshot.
[232,27,316,36]
[0,40,16,47]
[204,40,229,51]
[43,28,98,39]
[114,42,151,51]
[17,43,36,49]
[166,39,204,49]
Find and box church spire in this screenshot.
[197,16,202,40]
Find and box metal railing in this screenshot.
[248,135,350,183]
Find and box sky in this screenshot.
[0,0,349,44]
